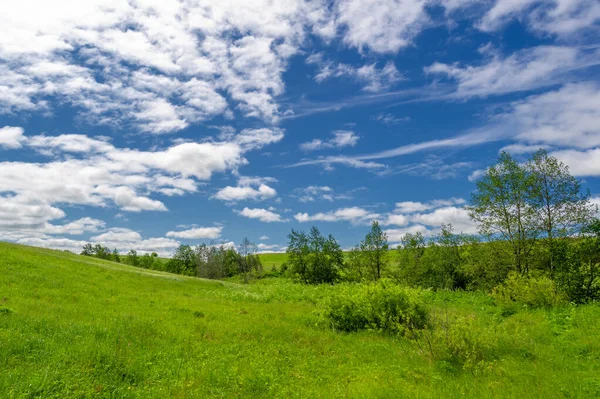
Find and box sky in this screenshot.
[0,0,599,256]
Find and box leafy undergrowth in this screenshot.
[1,242,600,398]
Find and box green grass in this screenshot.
[1,242,600,398]
[257,252,288,268]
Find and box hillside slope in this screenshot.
[1,242,600,398]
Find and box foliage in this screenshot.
[286,227,344,284]
[318,280,429,335]
[397,225,469,290]
[416,314,497,373]
[527,149,596,273]
[467,152,538,274]
[492,272,566,309]
[554,220,600,303]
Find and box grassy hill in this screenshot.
[1,242,600,398]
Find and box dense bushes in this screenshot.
[492,272,566,308]
[318,280,429,335]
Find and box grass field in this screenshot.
[257,252,288,268]
[2,242,600,398]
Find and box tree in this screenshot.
[345,245,367,282]
[93,244,111,260]
[139,253,155,269]
[126,249,139,267]
[81,243,94,256]
[112,248,121,263]
[396,231,426,285]
[360,221,389,280]
[286,229,310,283]
[467,152,538,275]
[237,238,261,282]
[286,227,343,284]
[526,149,596,274]
[167,245,195,275]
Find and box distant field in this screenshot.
[257,252,287,268]
[2,242,600,398]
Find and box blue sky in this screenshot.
[0,0,599,255]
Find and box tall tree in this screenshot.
[237,237,260,282]
[526,149,596,273]
[360,221,389,280]
[286,229,310,283]
[467,152,538,275]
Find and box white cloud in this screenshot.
[478,0,600,37]
[335,0,430,53]
[214,176,277,202]
[294,206,380,225]
[551,148,600,177]
[300,130,360,152]
[0,126,26,149]
[166,226,223,240]
[257,243,286,253]
[0,0,332,130]
[506,83,600,150]
[373,113,410,125]
[238,207,287,223]
[90,228,181,256]
[426,46,598,98]
[259,235,270,240]
[393,197,466,214]
[308,55,402,92]
[385,225,431,241]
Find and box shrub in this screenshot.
[416,314,497,373]
[318,280,429,335]
[492,272,565,308]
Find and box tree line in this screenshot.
[81,150,599,302]
[283,150,599,303]
[81,239,263,282]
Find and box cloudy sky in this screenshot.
[1,0,599,255]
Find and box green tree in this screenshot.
[360,221,389,280]
[527,149,596,274]
[467,152,538,275]
[93,244,111,260]
[81,243,94,256]
[286,229,310,283]
[396,231,426,286]
[237,238,261,282]
[126,249,139,267]
[112,248,121,263]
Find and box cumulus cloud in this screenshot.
[0,126,26,149]
[237,207,287,223]
[166,226,223,240]
[294,206,380,225]
[393,198,466,214]
[214,176,277,202]
[90,228,181,256]
[257,243,286,253]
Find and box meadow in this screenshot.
[1,242,600,398]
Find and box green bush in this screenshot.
[318,280,429,335]
[416,315,497,373]
[492,272,565,308]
